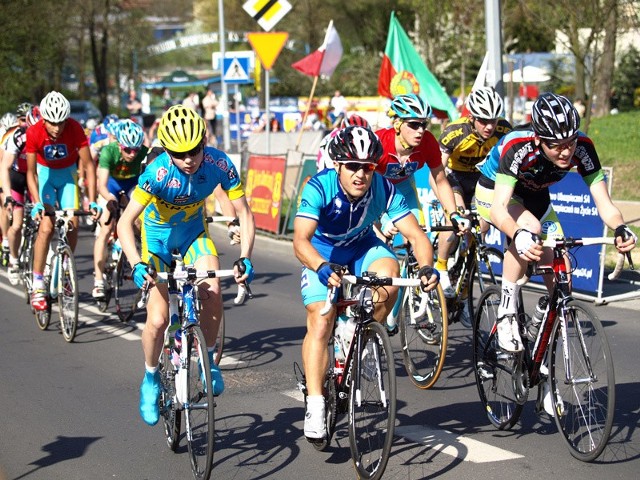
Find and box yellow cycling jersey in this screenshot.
[438,117,511,173]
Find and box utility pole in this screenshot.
[485,0,504,97]
[218,0,231,151]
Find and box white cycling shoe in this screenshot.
[497,315,523,352]
[304,397,326,440]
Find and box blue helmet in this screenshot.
[387,94,432,119]
[103,114,120,135]
[116,119,144,148]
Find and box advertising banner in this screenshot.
[245,155,286,233]
[413,167,607,295]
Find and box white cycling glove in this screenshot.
[514,228,539,256]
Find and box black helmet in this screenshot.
[328,126,383,163]
[531,93,580,140]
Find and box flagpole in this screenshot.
[295,74,319,151]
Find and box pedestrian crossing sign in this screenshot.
[223,57,251,84]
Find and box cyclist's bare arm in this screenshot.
[430,163,467,233]
[395,213,438,290]
[1,150,13,205]
[230,194,256,282]
[293,216,341,288]
[25,152,41,204]
[78,145,97,204]
[97,166,117,202]
[590,180,636,253]
[117,196,146,268]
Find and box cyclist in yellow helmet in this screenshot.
[118,105,256,426]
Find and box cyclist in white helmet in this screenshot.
[433,86,512,299]
[1,111,22,265]
[91,119,149,300]
[26,90,102,311]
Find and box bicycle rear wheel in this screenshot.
[184,325,215,480]
[549,301,615,462]
[466,246,503,329]
[473,286,523,429]
[399,283,448,389]
[348,321,396,480]
[20,231,35,306]
[58,247,79,342]
[160,344,181,452]
[115,254,140,322]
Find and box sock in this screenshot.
[435,258,448,271]
[33,272,44,290]
[498,280,520,318]
[145,364,158,375]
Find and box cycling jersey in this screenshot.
[316,128,340,172]
[439,116,511,173]
[89,124,112,158]
[477,130,605,192]
[4,126,27,173]
[297,168,410,305]
[374,127,441,184]
[99,142,147,180]
[296,168,410,248]
[25,118,87,169]
[131,147,244,267]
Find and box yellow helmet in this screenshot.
[157,105,206,152]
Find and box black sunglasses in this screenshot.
[166,142,204,160]
[120,145,140,154]
[340,161,376,173]
[404,120,428,131]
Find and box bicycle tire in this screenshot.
[399,282,448,389]
[58,247,79,342]
[35,294,52,331]
[473,286,523,429]
[466,246,503,329]
[115,254,140,323]
[348,321,396,480]
[21,231,35,306]
[184,324,215,480]
[160,344,181,452]
[549,301,615,462]
[213,311,225,365]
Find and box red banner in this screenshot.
[245,155,286,233]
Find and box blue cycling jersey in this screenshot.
[296,168,411,247]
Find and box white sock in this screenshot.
[498,280,520,319]
[145,364,158,374]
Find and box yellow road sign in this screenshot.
[247,32,289,71]
[243,0,292,32]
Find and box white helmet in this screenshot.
[466,87,503,119]
[0,112,18,130]
[40,91,71,123]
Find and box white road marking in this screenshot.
[280,382,523,463]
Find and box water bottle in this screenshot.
[50,254,59,298]
[342,315,357,357]
[334,312,348,362]
[526,295,549,342]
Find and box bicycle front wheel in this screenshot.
[115,254,140,322]
[549,301,615,462]
[160,344,181,451]
[466,246,503,329]
[20,231,36,305]
[473,286,523,429]
[184,325,215,480]
[348,321,396,480]
[399,283,448,389]
[57,247,79,342]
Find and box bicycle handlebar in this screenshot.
[319,274,423,316]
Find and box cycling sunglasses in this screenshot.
[339,161,376,173]
[404,120,428,131]
[120,145,140,154]
[166,142,204,160]
[543,136,578,152]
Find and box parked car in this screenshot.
[69,100,102,127]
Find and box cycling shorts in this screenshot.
[37,164,79,210]
[107,176,138,199]
[474,183,564,240]
[9,170,28,207]
[300,234,396,306]
[446,169,481,207]
[142,226,218,278]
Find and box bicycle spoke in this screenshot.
[58,248,79,342]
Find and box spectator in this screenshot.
[126,90,142,118]
[330,90,347,117]
[201,89,219,146]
